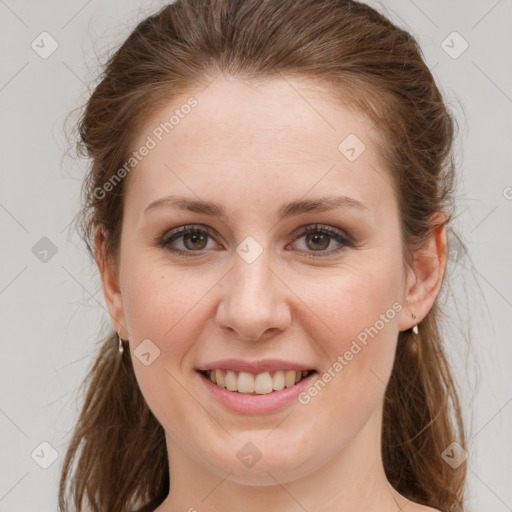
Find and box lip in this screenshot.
[196,358,315,374]
[197,369,318,414]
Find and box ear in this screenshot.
[398,213,449,331]
[95,225,129,339]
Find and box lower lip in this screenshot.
[197,370,317,414]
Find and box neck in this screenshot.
[156,408,409,512]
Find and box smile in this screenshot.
[200,369,315,394]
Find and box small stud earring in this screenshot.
[411,314,419,335]
[117,332,125,354]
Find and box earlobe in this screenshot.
[94,226,129,339]
[398,216,448,331]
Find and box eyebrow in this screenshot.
[143,194,369,222]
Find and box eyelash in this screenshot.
[156,223,353,259]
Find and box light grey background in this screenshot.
[0,1,511,511]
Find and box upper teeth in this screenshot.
[206,369,311,394]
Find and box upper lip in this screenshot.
[196,358,315,374]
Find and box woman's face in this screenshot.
[101,75,436,485]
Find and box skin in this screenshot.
[96,75,448,512]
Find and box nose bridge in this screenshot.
[231,236,277,307]
[216,237,290,340]
[233,241,273,301]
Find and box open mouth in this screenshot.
[199,369,317,395]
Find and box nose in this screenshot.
[215,248,291,342]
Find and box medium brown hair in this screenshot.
[60,1,467,511]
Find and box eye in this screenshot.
[157,223,353,258]
[288,224,352,258]
[158,225,219,257]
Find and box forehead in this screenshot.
[133,75,381,161]
[125,75,392,219]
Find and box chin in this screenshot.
[203,438,322,486]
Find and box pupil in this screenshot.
[185,231,207,250]
[307,232,329,251]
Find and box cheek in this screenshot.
[122,266,209,354]
[302,257,402,411]
[123,258,225,375]
[302,257,402,352]
[122,266,213,430]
